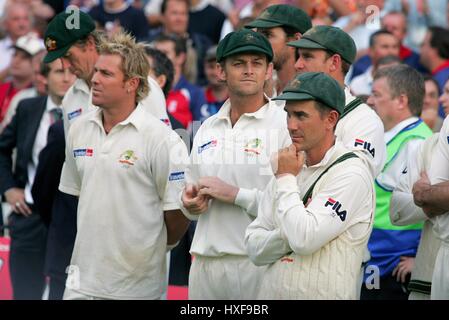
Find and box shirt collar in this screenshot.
[215,95,273,121]
[304,140,344,169]
[45,96,61,111]
[384,116,419,143]
[344,86,356,104]
[89,103,146,132]
[73,78,90,95]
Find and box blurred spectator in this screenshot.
[1,50,47,130]
[220,0,281,40]
[1,0,55,21]
[88,0,149,41]
[153,33,206,128]
[419,26,449,119]
[421,75,442,131]
[350,11,428,81]
[188,0,225,44]
[246,4,312,93]
[294,0,353,25]
[0,33,44,125]
[384,0,448,52]
[147,0,212,85]
[439,78,449,118]
[333,0,385,55]
[0,3,32,82]
[350,30,400,96]
[67,0,98,12]
[196,45,227,122]
[0,57,75,300]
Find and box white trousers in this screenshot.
[188,255,266,300]
[431,242,449,299]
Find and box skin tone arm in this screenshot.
[164,209,191,245]
[412,172,449,218]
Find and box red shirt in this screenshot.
[166,89,193,128]
[432,60,449,76]
[0,82,20,124]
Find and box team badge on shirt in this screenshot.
[118,150,138,166]
[67,108,82,120]
[244,138,263,155]
[73,148,93,157]
[324,198,347,222]
[354,138,375,157]
[198,139,218,154]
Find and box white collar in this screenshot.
[46,95,61,111]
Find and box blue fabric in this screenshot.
[433,67,449,118]
[365,228,421,279]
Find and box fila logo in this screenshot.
[324,198,347,222]
[354,139,375,157]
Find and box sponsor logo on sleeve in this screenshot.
[324,198,347,222]
[73,148,93,157]
[354,138,375,157]
[67,108,82,120]
[169,171,185,181]
[198,139,217,154]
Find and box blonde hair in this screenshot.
[98,32,149,103]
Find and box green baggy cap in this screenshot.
[216,29,273,62]
[273,72,345,114]
[287,25,356,64]
[43,10,95,63]
[245,4,312,34]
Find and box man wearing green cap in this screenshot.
[245,4,312,94]
[245,72,375,299]
[288,25,386,179]
[179,29,291,299]
[43,10,170,136]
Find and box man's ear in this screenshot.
[86,34,97,51]
[293,32,302,41]
[265,61,274,81]
[329,54,342,73]
[327,110,340,129]
[126,77,140,93]
[156,74,167,89]
[216,62,227,82]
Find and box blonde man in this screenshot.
[59,33,190,300]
